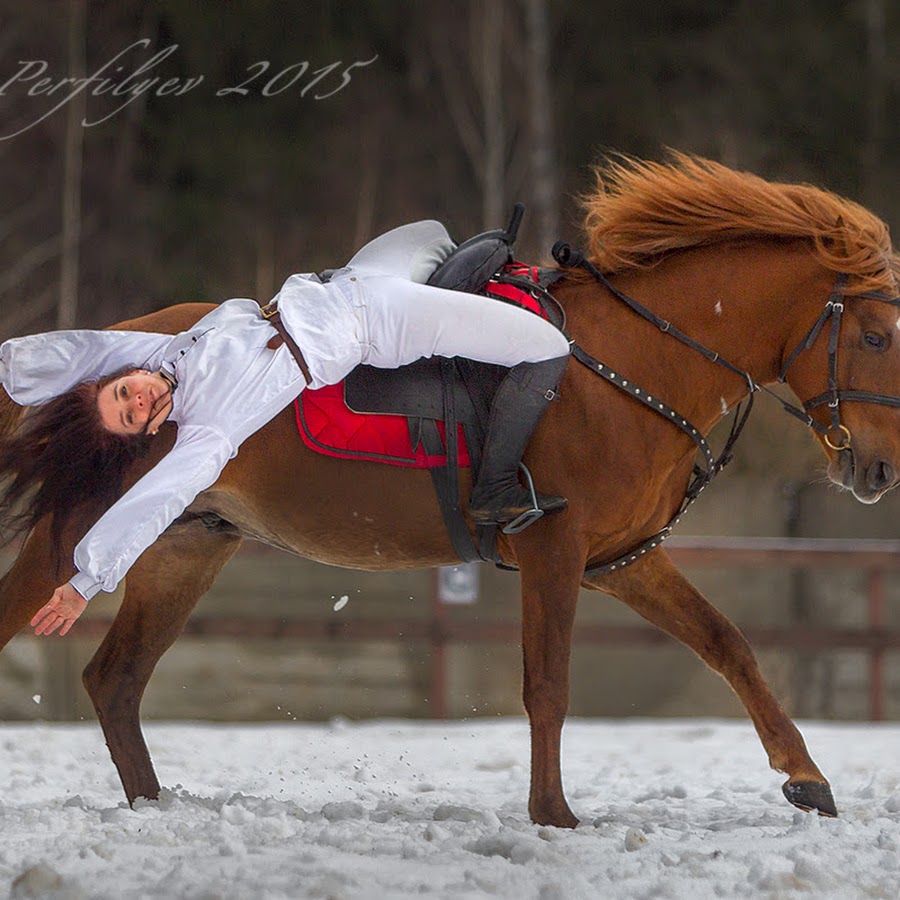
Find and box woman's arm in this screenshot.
[31,424,234,637]
[31,583,87,637]
[68,423,235,601]
[0,329,171,405]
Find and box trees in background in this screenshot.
[0,0,896,339]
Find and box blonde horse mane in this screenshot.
[581,152,899,297]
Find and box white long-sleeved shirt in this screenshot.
[0,275,365,600]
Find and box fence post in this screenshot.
[868,567,886,721]
[430,571,448,719]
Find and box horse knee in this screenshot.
[522,671,569,723]
[696,616,755,671]
[82,657,113,709]
[82,651,141,716]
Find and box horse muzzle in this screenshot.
[828,448,897,504]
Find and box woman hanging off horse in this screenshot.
[0,219,570,637]
[2,152,900,824]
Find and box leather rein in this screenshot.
[547,242,900,579]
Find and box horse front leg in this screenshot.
[82,523,242,805]
[591,548,836,817]
[515,527,588,828]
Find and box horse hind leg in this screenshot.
[590,549,837,817]
[82,523,241,805]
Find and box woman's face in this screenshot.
[97,370,173,437]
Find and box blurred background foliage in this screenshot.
[0,0,897,479]
[2,1,900,723]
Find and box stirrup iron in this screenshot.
[501,464,544,534]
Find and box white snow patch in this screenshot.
[333,595,349,612]
[624,826,648,851]
[715,300,723,316]
[0,718,897,898]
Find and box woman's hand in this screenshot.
[31,583,88,637]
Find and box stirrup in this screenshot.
[501,465,544,534]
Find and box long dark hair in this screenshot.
[0,368,152,555]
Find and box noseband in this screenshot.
[777,272,900,452]
[550,242,900,577]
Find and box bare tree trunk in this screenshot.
[57,0,86,330]
[353,108,382,249]
[522,0,558,255]
[0,234,62,299]
[426,0,523,231]
[861,0,886,208]
[52,0,85,715]
[113,2,158,197]
[481,0,505,228]
[255,220,275,304]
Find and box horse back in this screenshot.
[109,303,217,336]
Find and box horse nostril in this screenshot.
[867,460,894,492]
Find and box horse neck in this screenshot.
[560,241,835,436]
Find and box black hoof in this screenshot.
[782,780,838,818]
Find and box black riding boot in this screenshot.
[468,355,569,532]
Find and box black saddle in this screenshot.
[424,203,524,294]
[342,206,564,565]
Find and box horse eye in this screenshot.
[863,332,886,351]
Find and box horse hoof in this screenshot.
[529,805,580,829]
[782,780,838,817]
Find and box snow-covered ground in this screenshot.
[1,718,898,899]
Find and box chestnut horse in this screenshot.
[2,155,900,826]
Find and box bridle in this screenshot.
[547,242,900,578]
[776,271,900,452]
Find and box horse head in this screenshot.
[576,152,900,509]
[781,271,900,505]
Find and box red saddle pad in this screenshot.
[293,266,548,468]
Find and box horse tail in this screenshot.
[0,386,22,439]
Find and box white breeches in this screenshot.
[339,272,570,369]
[336,220,570,370]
